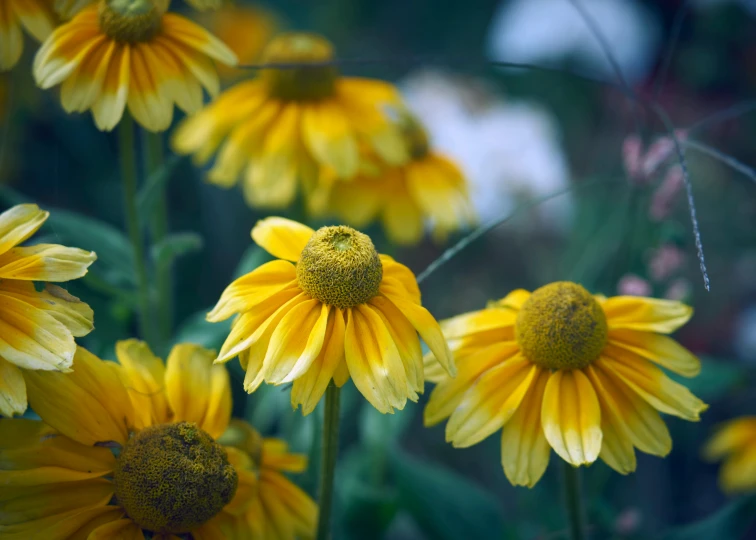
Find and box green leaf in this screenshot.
[390,449,505,540]
[136,154,182,228]
[659,495,756,540]
[150,232,203,268]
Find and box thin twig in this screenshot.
[684,140,756,183]
[653,0,692,100]
[687,101,756,134]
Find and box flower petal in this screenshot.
[88,518,145,540]
[446,355,537,448]
[251,217,314,262]
[302,100,359,177]
[379,254,421,304]
[0,244,96,281]
[440,308,516,340]
[603,296,693,333]
[609,328,700,377]
[490,289,530,311]
[0,204,48,256]
[0,358,26,417]
[115,339,170,428]
[719,444,756,494]
[598,416,637,475]
[0,505,125,540]
[541,369,602,466]
[703,417,756,461]
[165,344,231,439]
[500,368,551,488]
[0,281,94,337]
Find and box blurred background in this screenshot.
[2,0,756,538]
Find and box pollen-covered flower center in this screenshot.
[98,0,165,42]
[261,33,338,101]
[297,225,383,309]
[515,282,608,370]
[114,422,238,534]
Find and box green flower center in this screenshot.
[261,33,338,101]
[114,422,238,534]
[98,0,166,43]
[515,282,607,371]
[297,225,383,309]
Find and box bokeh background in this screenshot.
[2,0,756,538]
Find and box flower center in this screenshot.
[261,33,338,101]
[296,225,383,309]
[114,422,238,534]
[98,0,166,43]
[515,282,607,371]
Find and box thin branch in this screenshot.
[684,140,756,183]
[687,101,756,134]
[653,0,692,100]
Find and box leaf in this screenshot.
[136,154,182,229]
[670,357,745,402]
[390,449,505,540]
[659,495,756,540]
[150,232,203,268]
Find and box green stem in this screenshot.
[562,461,586,540]
[315,383,341,540]
[143,131,172,350]
[118,116,157,347]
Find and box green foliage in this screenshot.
[659,495,756,540]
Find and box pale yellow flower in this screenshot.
[0,0,56,71]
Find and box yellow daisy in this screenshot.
[424,281,707,487]
[315,114,476,245]
[33,0,237,132]
[172,32,407,209]
[0,0,56,71]
[704,416,756,493]
[207,216,454,414]
[0,340,317,539]
[0,203,96,417]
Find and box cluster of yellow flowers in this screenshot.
[0,1,753,539]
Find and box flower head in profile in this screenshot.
[314,113,476,245]
[0,203,96,417]
[172,32,407,209]
[207,217,454,414]
[703,416,756,494]
[33,0,237,132]
[0,340,316,539]
[424,281,707,487]
[0,0,56,71]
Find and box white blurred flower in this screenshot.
[400,70,571,229]
[487,0,661,83]
[734,306,756,363]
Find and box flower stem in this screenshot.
[562,461,586,540]
[118,115,157,347]
[143,131,172,351]
[316,383,341,540]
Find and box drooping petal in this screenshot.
[490,289,530,311]
[719,444,756,494]
[609,328,700,377]
[440,308,517,340]
[598,417,637,475]
[91,42,131,132]
[24,348,134,446]
[88,518,145,540]
[446,356,537,448]
[165,344,231,439]
[541,369,602,466]
[703,418,756,461]
[0,358,26,417]
[115,339,170,428]
[251,217,314,262]
[301,100,359,177]
[379,255,420,304]
[500,368,551,488]
[161,12,238,66]
[0,244,96,281]
[381,182,424,246]
[0,505,125,540]
[0,282,94,338]
[0,204,48,256]
[603,296,693,333]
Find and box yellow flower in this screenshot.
[33,0,237,132]
[0,0,56,71]
[54,0,95,19]
[0,340,317,539]
[315,114,476,245]
[703,416,756,493]
[424,281,707,487]
[207,217,454,414]
[0,203,96,417]
[172,32,407,209]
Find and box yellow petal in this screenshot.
[719,444,756,494]
[0,505,125,540]
[446,356,537,447]
[600,348,707,421]
[88,518,145,540]
[490,289,530,311]
[609,328,700,377]
[261,438,309,473]
[165,344,231,439]
[207,260,297,322]
[424,342,519,427]
[379,255,421,304]
[24,348,134,446]
[262,300,329,384]
[500,368,551,488]
[598,417,637,475]
[251,217,314,262]
[541,369,602,466]
[440,308,516,340]
[161,13,237,66]
[290,308,346,415]
[381,184,424,246]
[91,42,131,132]
[11,0,55,42]
[0,204,48,256]
[703,417,756,461]
[301,101,359,177]
[332,357,350,387]
[0,419,114,486]
[0,357,26,417]
[115,339,170,428]
[256,469,318,539]
[0,478,113,526]
[603,296,693,333]
[0,244,96,281]
[586,363,671,457]
[344,306,408,414]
